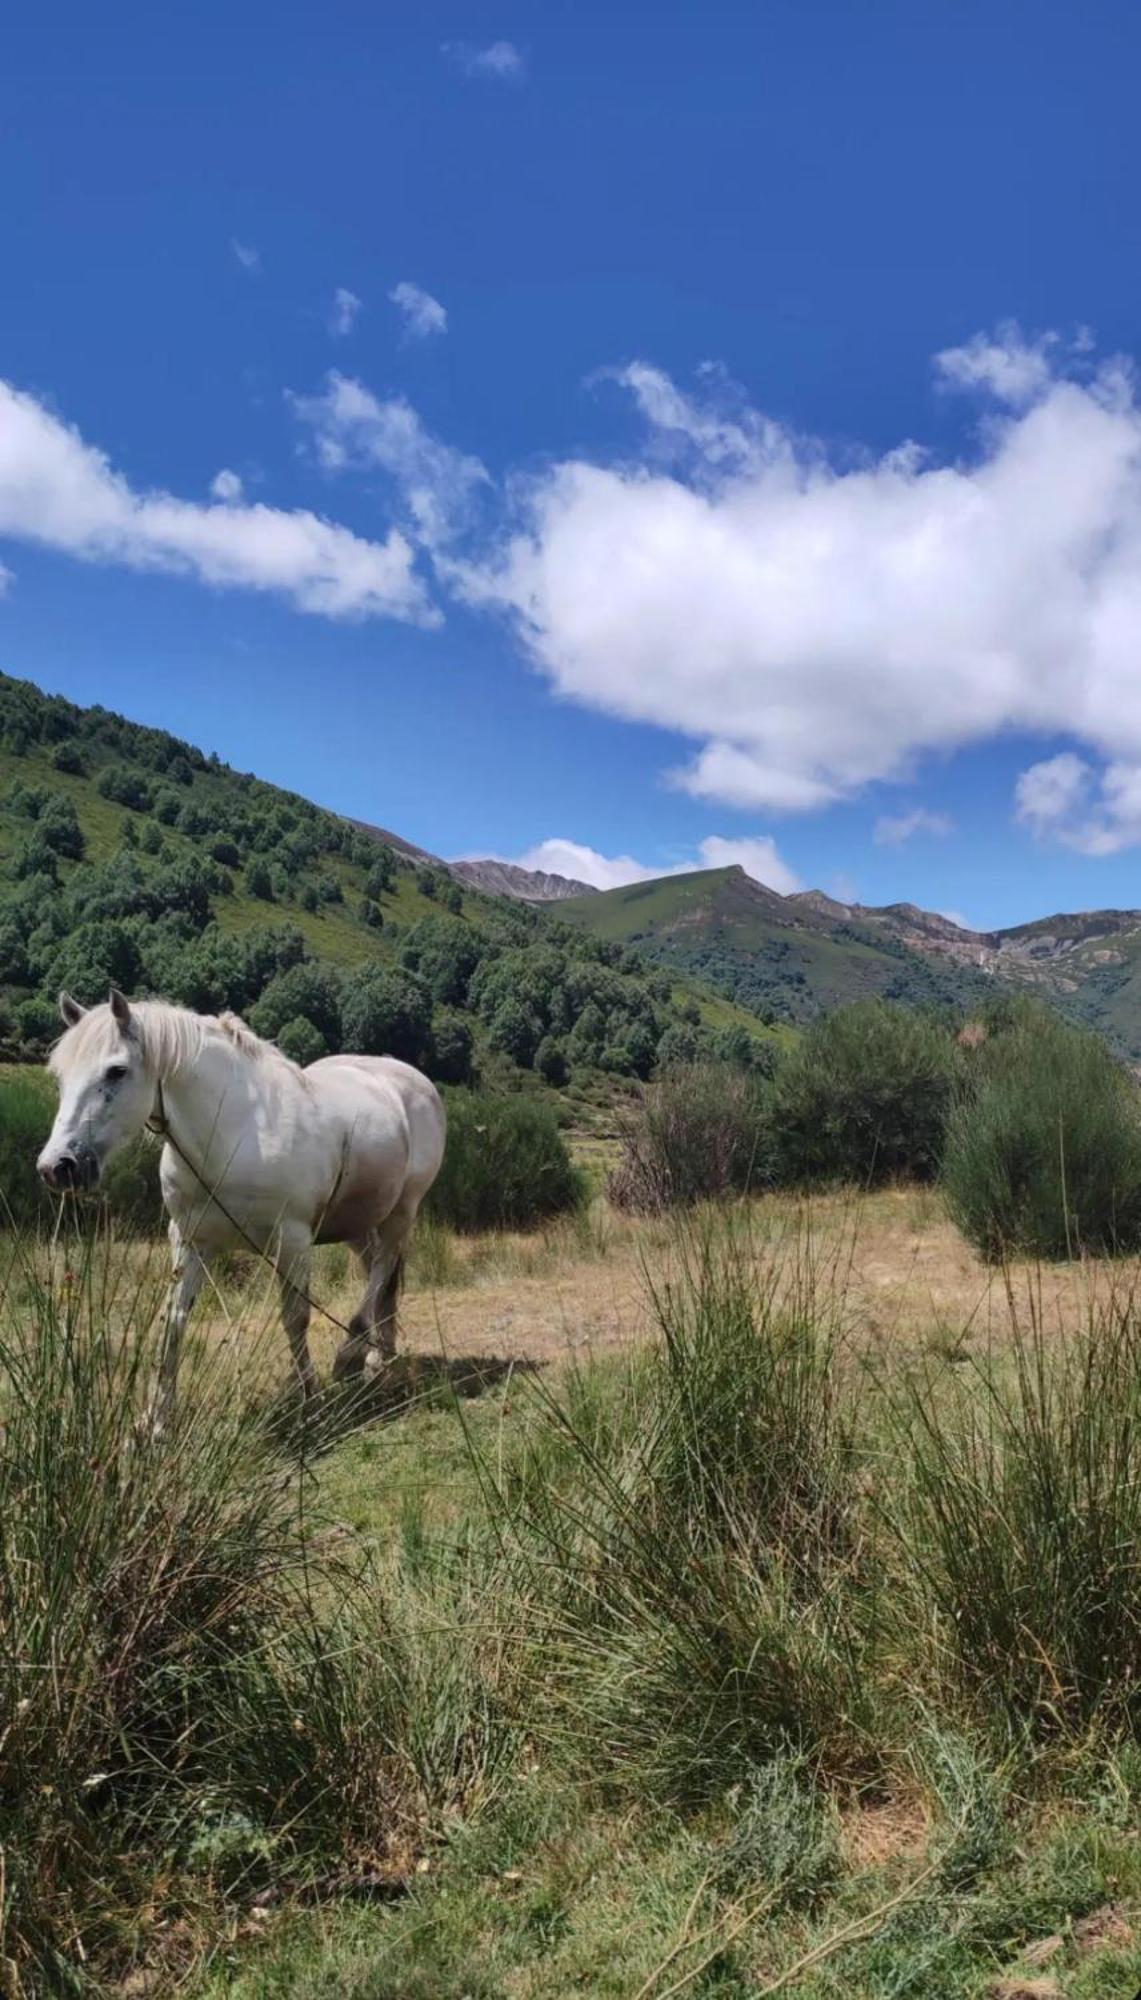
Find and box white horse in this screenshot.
[37,989,446,1430]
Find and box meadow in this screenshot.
[6,1180,1141,1998]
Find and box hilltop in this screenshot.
[0,674,769,1112]
[557,866,1141,1058]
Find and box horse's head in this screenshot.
[38,989,157,1192]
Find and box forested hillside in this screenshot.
[0,674,770,1096]
[558,866,998,1024]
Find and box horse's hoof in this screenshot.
[362,1347,395,1380]
[332,1342,366,1383]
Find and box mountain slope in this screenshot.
[447,858,597,902]
[0,674,768,1100]
[557,867,999,1022]
[558,867,1141,1057]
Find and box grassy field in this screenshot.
[7,1194,1141,1995]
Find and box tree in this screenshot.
[250,963,343,1049]
[246,860,274,901]
[429,1010,475,1084]
[400,915,483,1005]
[38,798,85,860]
[656,1022,702,1071]
[51,741,87,776]
[276,1015,328,1065]
[360,897,383,929]
[340,968,433,1066]
[534,1035,569,1086]
[96,765,153,811]
[488,998,541,1068]
[51,921,142,1001]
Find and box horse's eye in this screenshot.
[105,1064,128,1085]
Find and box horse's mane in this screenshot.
[50,1000,296,1081]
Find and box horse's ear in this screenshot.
[58,991,85,1028]
[109,988,132,1031]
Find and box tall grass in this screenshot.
[0,1232,508,1989]
[892,1289,1141,1736]
[473,1220,876,1807]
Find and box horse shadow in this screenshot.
[254,1349,544,1459]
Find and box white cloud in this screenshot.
[934,322,1062,406]
[0,379,434,623]
[389,281,447,340]
[231,238,261,273]
[694,835,802,893]
[330,287,362,338]
[1014,751,1141,855]
[873,807,955,845]
[210,468,244,504]
[473,832,801,895]
[442,39,525,80]
[451,328,1141,835]
[291,371,487,546]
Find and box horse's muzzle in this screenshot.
[38,1148,99,1193]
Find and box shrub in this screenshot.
[767,1000,956,1187]
[428,1091,584,1232]
[429,1010,475,1085]
[608,1063,767,1212]
[943,1008,1141,1258]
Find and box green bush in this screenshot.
[608,1062,767,1211]
[767,1000,956,1187]
[0,1066,163,1232]
[942,1007,1141,1258]
[428,1090,585,1232]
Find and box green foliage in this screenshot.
[0,672,729,1099]
[429,1009,475,1085]
[275,1015,328,1065]
[609,1062,768,1211]
[428,1091,584,1231]
[96,762,153,811]
[340,966,433,1066]
[249,964,343,1050]
[768,1000,957,1187]
[942,1006,1141,1258]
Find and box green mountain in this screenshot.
[0,673,768,1110]
[557,867,1141,1059]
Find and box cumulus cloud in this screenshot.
[1014,751,1141,855]
[329,287,362,338]
[476,832,801,895]
[451,327,1141,837]
[389,281,447,340]
[231,238,261,273]
[291,371,487,547]
[0,379,433,623]
[442,38,525,79]
[210,468,244,504]
[933,323,1065,405]
[873,807,955,846]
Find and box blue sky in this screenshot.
[5,1,1141,927]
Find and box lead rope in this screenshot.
[148,1078,358,1338]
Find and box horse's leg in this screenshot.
[148,1225,208,1438]
[277,1237,320,1400]
[332,1206,412,1379]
